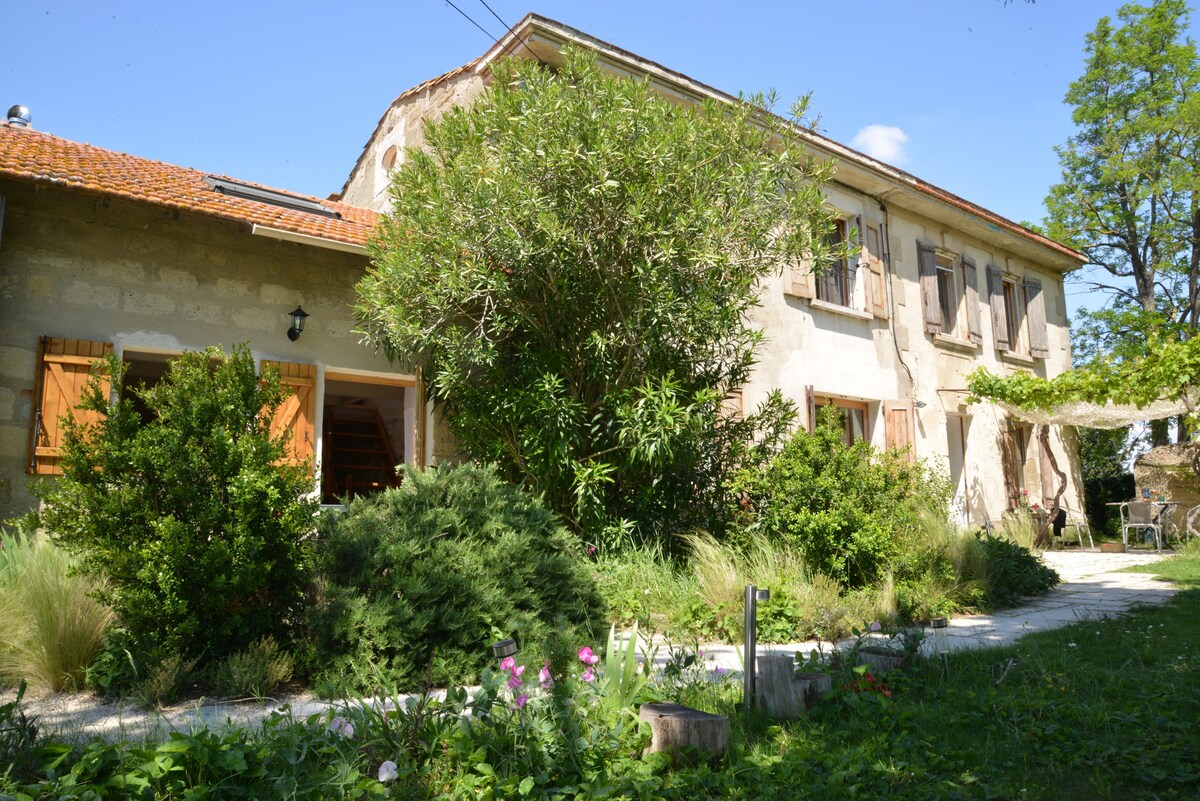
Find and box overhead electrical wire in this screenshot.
[477,0,548,65]
[441,0,521,59]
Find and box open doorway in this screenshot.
[321,369,415,504]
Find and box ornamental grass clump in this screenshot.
[0,525,113,692]
[309,463,605,692]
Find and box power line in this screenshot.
[476,0,547,65]
[441,0,521,59]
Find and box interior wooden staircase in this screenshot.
[322,405,400,503]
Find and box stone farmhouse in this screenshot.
[0,13,1086,525]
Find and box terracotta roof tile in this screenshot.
[0,124,377,249]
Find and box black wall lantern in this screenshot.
[287,306,309,341]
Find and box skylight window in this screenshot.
[205,176,341,219]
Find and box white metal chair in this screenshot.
[1120,502,1163,553]
[1185,504,1200,544]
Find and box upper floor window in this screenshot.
[917,241,982,345]
[786,214,890,321]
[987,266,1049,359]
[816,219,853,307]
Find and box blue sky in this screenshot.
[6,1,1193,316]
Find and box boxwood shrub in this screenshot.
[309,463,605,692]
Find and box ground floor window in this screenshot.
[321,370,416,503]
[812,394,870,445]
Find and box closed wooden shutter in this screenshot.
[1000,426,1021,510]
[262,360,316,474]
[29,337,113,475]
[1024,277,1049,358]
[883,400,915,463]
[863,218,889,319]
[962,256,982,345]
[917,241,940,334]
[804,384,816,433]
[987,266,1010,351]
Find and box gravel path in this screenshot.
[3,548,1179,743]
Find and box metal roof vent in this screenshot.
[7,105,31,128]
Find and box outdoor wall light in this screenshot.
[491,638,518,660]
[286,306,310,341]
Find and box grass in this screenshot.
[0,528,114,692]
[1116,541,1200,588]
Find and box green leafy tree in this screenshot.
[36,346,317,664]
[1046,0,1200,443]
[357,48,839,548]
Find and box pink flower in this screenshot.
[539,661,553,688]
[587,545,597,556]
[581,666,596,682]
[500,656,515,672]
[578,646,600,665]
[514,693,529,708]
[512,664,525,679]
[508,674,523,690]
[1032,503,1040,510]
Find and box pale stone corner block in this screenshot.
[28,274,56,298]
[231,309,277,333]
[258,283,294,306]
[217,278,255,299]
[0,388,16,421]
[63,281,120,309]
[159,267,199,292]
[122,290,177,316]
[180,302,228,323]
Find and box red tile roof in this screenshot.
[0,124,377,249]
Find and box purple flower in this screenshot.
[514,693,529,708]
[578,646,600,665]
[378,760,398,782]
[329,716,355,739]
[582,666,596,682]
[715,666,725,676]
[508,674,523,690]
[869,621,883,633]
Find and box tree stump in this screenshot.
[754,655,831,719]
[638,702,729,763]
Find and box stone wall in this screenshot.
[1133,444,1200,531]
[0,179,419,518]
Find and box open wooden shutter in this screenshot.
[804,384,816,433]
[962,256,982,345]
[987,266,1010,352]
[917,241,940,334]
[262,360,316,474]
[863,218,888,319]
[1024,277,1049,358]
[883,400,915,463]
[1000,426,1021,510]
[29,337,113,475]
[785,260,814,299]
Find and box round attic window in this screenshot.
[381,145,398,173]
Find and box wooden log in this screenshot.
[638,702,729,763]
[754,655,831,718]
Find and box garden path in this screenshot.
[11,549,1180,743]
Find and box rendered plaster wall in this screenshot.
[0,180,416,518]
[747,186,1083,526]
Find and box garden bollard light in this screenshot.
[491,638,518,660]
[743,585,769,710]
[930,617,949,674]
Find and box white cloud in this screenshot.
[851,124,909,164]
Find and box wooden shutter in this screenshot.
[785,260,814,299]
[1000,426,1021,510]
[863,218,888,319]
[804,384,816,433]
[883,400,915,463]
[962,256,982,345]
[262,360,316,474]
[987,266,1010,352]
[917,241,940,334]
[1024,277,1049,358]
[29,337,113,476]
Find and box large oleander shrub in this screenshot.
[309,463,606,692]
